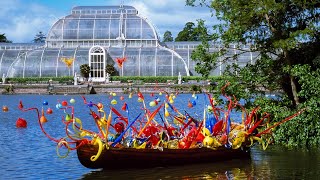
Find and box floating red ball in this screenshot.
[16,118,27,128]
[61,101,68,106]
[46,108,53,114]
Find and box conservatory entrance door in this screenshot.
[89,46,106,82]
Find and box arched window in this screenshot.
[89,46,106,82]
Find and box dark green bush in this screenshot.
[110,76,220,83]
[6,76,73,83]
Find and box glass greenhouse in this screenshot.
[0,5,258,81]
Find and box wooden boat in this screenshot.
[76,143,251,169]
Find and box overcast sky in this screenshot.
[0,0,217,43]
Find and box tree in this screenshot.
[106,64,116,76]
[175,21,212,41]
[80,64,90,79]
[163,30,173,42]
[33,31,46,43]
[175,22,199,41]
[187,1,320,146]
[188,0,319,106]
[0,33,11,43]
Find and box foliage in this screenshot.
[275,64,320,147]
[163,30,174,42]
[6,77,73,83]
[0,33,12,43]
[211,69,320,147]
[110,76,174,83]
[107,76,221,84]
[80,64,90,78]
[175,19,212,41]
[175,22,196,41]
[188,0,320,106]
[105,64,116,76]
[251,65,320,147]
[33,31,46,43]
[4,76,220,84]
[175,21,212,41]
[0,34,7,42]
[187,0,320,147]
[190,85,202,93]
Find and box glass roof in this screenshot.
[71,6,138,15]
[47,6,157,43]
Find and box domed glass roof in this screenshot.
[47,6,158,47]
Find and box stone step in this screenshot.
[49,85,90,94]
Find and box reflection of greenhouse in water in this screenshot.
[0,5,259,82]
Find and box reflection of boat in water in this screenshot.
[77,143,250,169]
[80,156,253,179]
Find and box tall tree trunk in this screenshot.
[289,75,300,106]
[284,50,300,107]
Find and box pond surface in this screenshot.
[0,94,319,179]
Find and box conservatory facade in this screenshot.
[0,5,258,81]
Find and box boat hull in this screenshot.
[77,144,251,169]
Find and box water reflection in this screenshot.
[251,146,320,179]
[79,146,320,180]
[81,159,253,180]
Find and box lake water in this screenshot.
[0,94,319,179]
